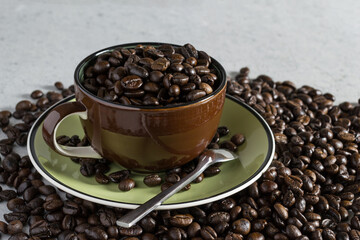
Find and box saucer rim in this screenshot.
[27,94,275,210]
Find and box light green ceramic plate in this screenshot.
[28,94,274,210]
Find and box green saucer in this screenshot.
[27,95,274,210]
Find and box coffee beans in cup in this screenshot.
[82,43,219,106]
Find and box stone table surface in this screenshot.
[0,0,360,236]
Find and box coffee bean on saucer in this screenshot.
[231,133,245,146]
[108,170,130,183]
[95,172,109,184]
[161,182,173,192]
[118,178,135,191]
[220,141,237,152]
[204,166,221,177]
[143,174,162,187]
[217,126,229,137]
[165,173,181,184]
[193,173,204,183]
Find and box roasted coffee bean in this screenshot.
[200,225,217,240]
[121,75,143,90]
[23,186,39,202]
[16,100,32,112]
[0,221,7,234]
[208,212,230,225]
[161,182,173,191]
[0,143,12,156]
[85,227,108,240]
[143,174,162,187]
[193,173,204,183]
[95,172,109,184]
[108,170,130,183]
[139,216,156,233]
[170,214,194,227]
[119,225,143,236]
[187,90,206,101]
[247,232,265,240]
[217,126,230,136]
[54,81,64,90]
[2,154,19,172]
[7,198,29,213]
[62,201,79,215]
[165,173,181,183]
[274,203,288,220]
[43,198,63,211]
[220,141,237,151]
[260,180,278,193]
[9,232,29,240]
[38,185,56,195]
[7,220,23,235]
[204,166,221,177]
[231,133,246,146]
[0,189,17,200]
[232,218,251,235]
[118,178,136,191]
[4,212,28,224]
[31,90,44,99]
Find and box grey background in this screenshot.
[0,0,360,236]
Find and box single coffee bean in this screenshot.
[118,225,143,236]
[118,178,136,191]
[217,126,230,136]
[0,189,17,201]
[161,182,173,192]
[186,90,206,101]
[43,198,64,211]
[208,212,230,225]
[121,75,143,90]
[232,218,251,235]
[143,174,162,187]
[108,170,130,183]
[54,81,64,90]
[169,214,194,227]
[95,172,109,184]
[7,220,23,235]
[231,133,246,146]
[165,173,181,184]
[31,90,44,99]
[4,212,28,224]
[139,216,156,233]
[200,225,217,240]
[85,227,108,240]
[204,166,221,177]
[220,141,237,151]
[38,185,56,195]
[0,221,7,234]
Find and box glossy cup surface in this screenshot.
[75,42,227,172]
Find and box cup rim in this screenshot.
[74,42,227,110]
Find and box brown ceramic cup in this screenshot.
[42,42,227,172]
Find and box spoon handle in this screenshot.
[116,150,215,228]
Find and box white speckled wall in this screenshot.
[0,0,360,233]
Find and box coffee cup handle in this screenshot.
[42,101,102,159]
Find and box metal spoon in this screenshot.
[116,149,238,228]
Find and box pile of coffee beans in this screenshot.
[1,67,360,239]
[57,128,245,192]
[82,43,219,106]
